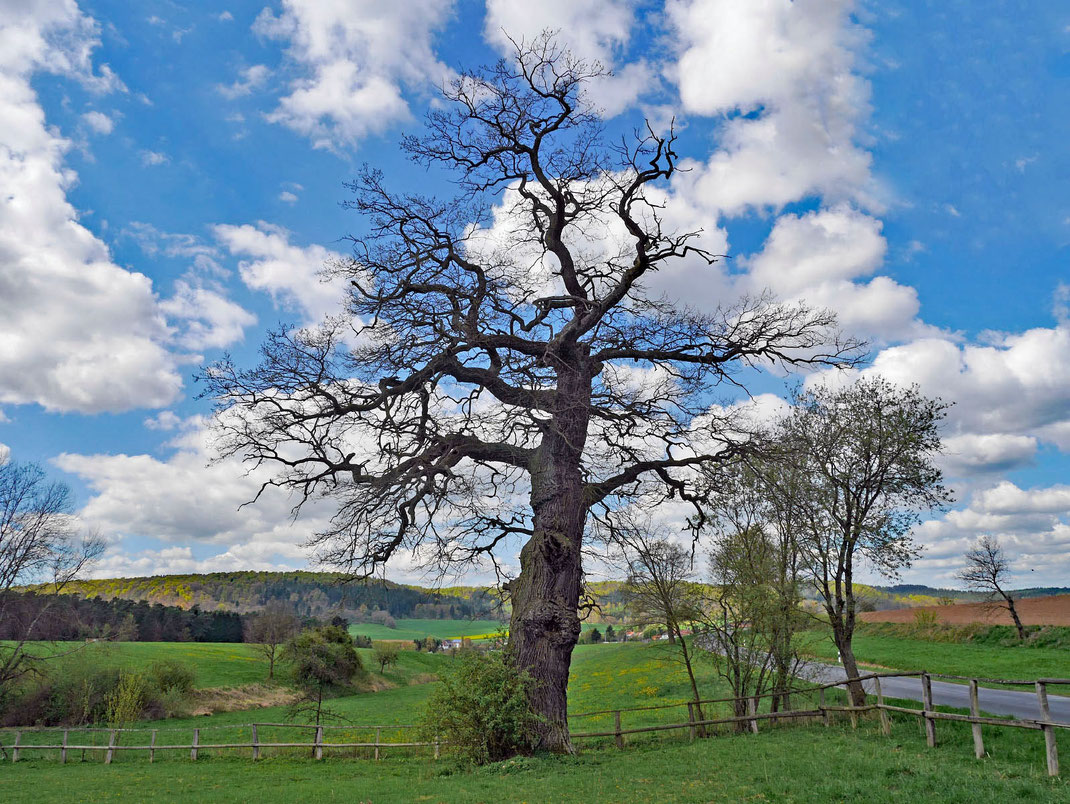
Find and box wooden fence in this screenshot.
[0,722,438,764]
[1,672,1066,776]
[566,671,1069,777]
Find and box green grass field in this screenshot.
[4,637,1068,802]
[349,619,507,641]
[348,618,605,642]
[799,630,1070,682]
[2,640,1067,803]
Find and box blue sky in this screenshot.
[1,0,1067,587]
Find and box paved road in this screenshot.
[807,661,1070,722]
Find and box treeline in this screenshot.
[0,591,246,643]
[48,571,501,620]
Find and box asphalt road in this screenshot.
[807,661,1070,722]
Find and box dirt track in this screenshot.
[860,594,1070,626]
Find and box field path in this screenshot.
[806,661,1070,722]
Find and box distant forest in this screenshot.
[43,571,503,622]
[0,591,248,642]
[27,574,1067,634]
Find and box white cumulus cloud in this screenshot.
[254,0,454,150]
[0,2,183,413]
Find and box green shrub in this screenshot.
[149,660,195,695]
[912,609,939,629]
[105,671,149,727]
[420,650,540,765]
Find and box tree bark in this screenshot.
[1003,594,1026,640]
[508,359,590,753]
[832,627,866,707]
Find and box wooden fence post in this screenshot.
[433,735,440,760]
[874,677,891,736]
[969,680,984,759]
[12,731,20,763]
[315,725,324,760]
[1036,682,1059,777]
[747,697,759,734]
[921,673,936,747]
[614,711,624,750]
[191,728,199,761]
[105,730,117,765]
[819,687,828,727]
[150,730,157,763]
[374,727,381,761]
[61,730,68,764]
[251,725,259,760]
[687,702,696,742]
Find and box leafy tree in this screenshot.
[373,643,399,673]
[604,624,615,643]
[246,602,301,680]
[770,377,951,705]
[703,458,806,712]
[705,524,805,727]
[283,625,364,726]
[202,36,852,750]
[958,535,1026,640]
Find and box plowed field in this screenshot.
[860,594,1070,625]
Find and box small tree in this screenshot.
[283,625,363,726]
[703,457,806,712]
[772,378,951,705]
[373,643,399,673]
[0,459,103,700]
[604,624,615,643]
[420,650,539,765]
[958,535,1026,640]
[705,525,803,727]
[246,602,301,680]
[616,527,706,723]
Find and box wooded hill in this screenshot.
[46,572,502,621]
[41,572,1069,625]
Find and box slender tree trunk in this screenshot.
[676,628,705,734]
[1002,594,1026,640]
[831,625,866,706]
[508,360,590,754]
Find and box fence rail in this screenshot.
[1,673,1066,776]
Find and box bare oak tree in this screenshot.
[958,535,1026,640]
[771,377,951,705]
[202,36,853,751]
[0,459,103,697]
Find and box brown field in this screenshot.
[861,594,1070,626]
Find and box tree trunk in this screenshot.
[508,360,590,754]
[1003,594,1026,640]
[832,629,866,707]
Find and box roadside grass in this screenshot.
[798,629,1070,683]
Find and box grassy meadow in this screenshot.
[349,619,508,642]
[2,640,1068,802]
[799,628,1070,683]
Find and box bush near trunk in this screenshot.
[420,650,540,765]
